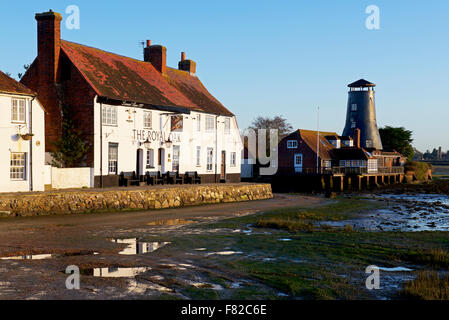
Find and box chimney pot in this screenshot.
[143,44,167,74]
[146,40,151,48]
[35,10,62,83]
[181,52,186,61]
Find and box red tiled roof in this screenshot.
[298,129,337,160]
[61,41,233,116]
[0,70,35,96]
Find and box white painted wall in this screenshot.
[0,93,45,193]
[93,98,242,180]
[50,167,94,189]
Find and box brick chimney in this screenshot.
[143,40,166,74]
[354,128,361,148]
[35,10,62,83]
[178,52,197,74]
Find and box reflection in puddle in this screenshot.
[1,254,53,260]
[83,267,152,278]
[111,238,170,255]
[206,251,243,256]
[1,251,97,260]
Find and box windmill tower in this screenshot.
[342,79,383,150]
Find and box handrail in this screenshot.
[295,166,404,175]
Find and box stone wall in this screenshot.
[0,183,273,218]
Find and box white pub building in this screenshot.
[0,70,46,192]
[21,11,242,187]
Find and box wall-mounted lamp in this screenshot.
[165,137,173,148]
[143,138,152,149]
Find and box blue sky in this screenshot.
[1,0,448,151]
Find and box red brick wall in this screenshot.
[277,132,320,174]
[59,53,97,166]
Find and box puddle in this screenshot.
[189,282,223,290]
[278,238,292,242]
[206,251,243,256]
[327,193,449,232]
[263,258,276,262]
[0,251,97,260]
[111,238,170,255]
[82,267,152,278]
[277,292,289,297]
[379,267,413,272]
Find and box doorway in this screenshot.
[173,145,180,172]
[158,148,165,173]
[294,153,303,173]
[136,149,144,178]
[221,151,226,181]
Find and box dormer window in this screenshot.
[287,140,298,149]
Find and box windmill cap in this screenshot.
[348,79,376,88]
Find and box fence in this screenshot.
[298,166,404,175]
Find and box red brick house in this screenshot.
[277,129,337,174]
[277,128,404,175]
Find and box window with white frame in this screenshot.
[146,149,154,168]
[108,143,118,174]
[143,111,152,129]
[230,152,236,167]
[351,104,358,111]
[294,154,303,166]
[224,118,230,134]
[102,105,117,126]
[10,153,26,180]
[11,98,26,123]
[207,148,213,171]
[196,146,201,166]
[196,114,201,132]
[287,140,298,149]
[206,115,215,132]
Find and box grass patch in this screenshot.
[401,248,449,268]
[253,199,378,233]
[401,271,449,300]
[164,199,449,299]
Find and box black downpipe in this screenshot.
[100,102,103,188]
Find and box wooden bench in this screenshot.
[119,171,140,187]
[145,171,164,185]
[184,171,201,184]
[165,171,183,185]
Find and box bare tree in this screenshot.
[248,115,293,141]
